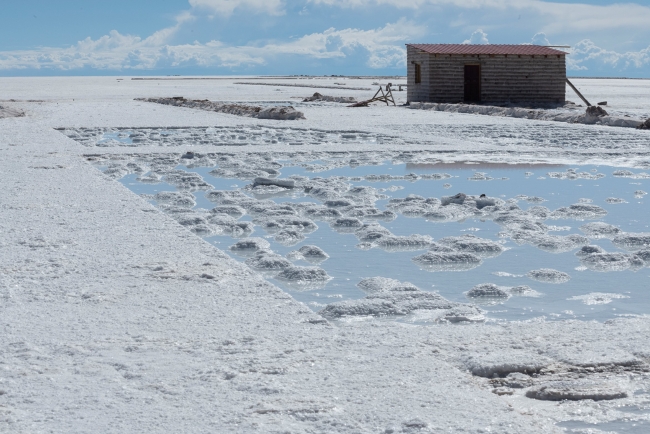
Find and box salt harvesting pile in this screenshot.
[136,97,305,120]
[409,101,644,128]
[4,76,650,433]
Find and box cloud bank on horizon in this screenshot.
[1,0,649,77]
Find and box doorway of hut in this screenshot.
[464,65,481,102]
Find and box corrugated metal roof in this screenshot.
[407,44,567,56]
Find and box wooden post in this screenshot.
[566,78,591,107]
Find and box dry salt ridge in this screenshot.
[2,76,650,433]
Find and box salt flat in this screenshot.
[1,76,650,433]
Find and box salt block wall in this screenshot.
[407,50,566,104]
[406,45,431,103]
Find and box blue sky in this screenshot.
[1,0,649,77]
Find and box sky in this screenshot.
[1,0,649,77]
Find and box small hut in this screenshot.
[406,44,567,104]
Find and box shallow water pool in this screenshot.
[112,155,650,322]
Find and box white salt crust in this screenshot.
[2,76,650,433]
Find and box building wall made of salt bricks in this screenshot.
[407,51,566,103]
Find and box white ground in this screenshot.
[1,76,650,433]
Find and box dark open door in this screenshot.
[464,65,481,102]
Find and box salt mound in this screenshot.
[274,229,305,246]
[464,353,552,378]
[423,204,475,223]
[227,222,254,238]
[547,169,605,180]
[466,283,510,300]
[427,242,455,253]
[634,249,650,264]
[364,209,397,221]
[374,235,433,252]
[437,235,504,258]
[355,223,392,242]
[245,252,292,272]
[320,278,485,321]
[304,206,343,221]
[527,268,570,284]
[297,245,329,263]
[174,215,209,227]
[138,97,305,120]
[163,170,211,191]
[356,277,419,294]
[324,199,354,208]
[247,202,297,217]
[205,190,250,204]
[534,234,589,253]
[612,169,650,179]
[400,204,437,218]
[518,195,546,204]
[190,224,218,236]
[275,266,331,289]
[575,245,606,257]
[508,285,538,296]
[257,217,317,234]
[579,222,622,239]
[441,192,466,206]
[103,165,129,179]
[330,217,363,232]
[412,252,482,272]
[252,177,295,189]
[526,380,627,401]
[612,232,650,251]
[211,168,271,180]
[302,92,356,103]
[474,196,498,209]
[229,238,270,255]
[527,206,550,219]
[210,205,246,218]
[580,253,644,272]
[550,203,607,220]
[154,191,196,208]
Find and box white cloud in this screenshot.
[568,39,650,72]
[189,0,285,16]
[463,29,489,44]
[531,32,550,46]
[0,19,425,71]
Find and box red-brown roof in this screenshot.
[407,44,567,56]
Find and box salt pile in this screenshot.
[0,105,25,118]
[412,252,483,272]
[287,245,329,264]
[229,238,271,255]
[612,233,650,251]
[302,93,356,103]
[136,97,305,120]
[319,277,485,322]
[527,268,571,284]
[245,251,293,272]
[409,101,643,128]
[580,252,644,272]
[526,380,627,401]
[579,222,622,239]
[466,283,510,301]
[437,235,505,258]
[275,266,331,290]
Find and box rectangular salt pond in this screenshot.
[113,157,650,323]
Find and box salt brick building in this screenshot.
[406,44,567,104]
